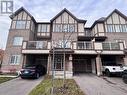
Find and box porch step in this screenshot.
[49,71,73,79]
[54,71,64,78]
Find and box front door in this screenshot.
[54,54,63,71]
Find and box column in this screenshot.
[22,55,26,68]
[91,59,96,74]
[67,54,73,78]
[96,54,102,76]
[124,55,127,65]
[47,54,51,74]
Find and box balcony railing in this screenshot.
[77,42,93,50]
[102,42,120,50]
[78,31,94,37]
[52,41,72,49]
[25,41,48,49]
[22,41,124,51]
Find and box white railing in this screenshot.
[22,41,124,51]
[102,42,120,50]
[23,41,49,49]
[72,41,94,50]
[78,31,94,37]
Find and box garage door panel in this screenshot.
[73,58,92,74]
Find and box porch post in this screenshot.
[124,55,127,65]
[22,54,26,68]
[68,54,73,78]
[47,54,51,74]
[96,54,102,76]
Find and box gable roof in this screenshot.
[10,7,36,22]
[106,9,127,21]
[91,9,127,28]
[50,8,86,23]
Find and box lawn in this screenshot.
[0,77,14,84]
[29,75,85,95]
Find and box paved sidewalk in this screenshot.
[0,77,43,95]
[74,74,127,95]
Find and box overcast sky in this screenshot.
[0,0,127,49]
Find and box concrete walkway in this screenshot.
[0,77,43,95]
[74,74,127,95]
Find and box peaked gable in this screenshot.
[106,9,127,20]
[50,8,86,23]
[105,9,127,24]
[91,9,127,28]
[10,7,36,22]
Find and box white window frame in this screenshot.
[13,37,23,46]
[16,21,26,29]
[10,55,21,65]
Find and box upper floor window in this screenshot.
[55,24,62,32]
[13,37,23,46]
[11,20,30,29]
[10,55,21,65]
[16,21,26,29]
[53,24,75,32]
[37,24,48,32]
[69,25,75,32]
[107,24,127,32]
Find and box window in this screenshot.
[37,24,48,32]
[55,24,62,32]
[69,24,75,32]
[53,24,75,32]
[16,21,26,29]
[41,25,47,32]
[26,21,30,29]
[10,55,21,65]
[63,24,68,32]
[115,25,120,32]
[107,24,127,32]
[38,24,41,32]
[13,37,23,46]
[107,25,114,32]
[122,25,127,32]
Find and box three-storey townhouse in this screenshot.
[1,7,127,78]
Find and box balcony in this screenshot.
[94,32,107,41]
[78,30,94,41]
[72,41,96,54]
[22,40,125,55]
[72,41,124,55]
[22,41,51,54]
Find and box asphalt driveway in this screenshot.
[0,77,43,95]
[74,74,127,95]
